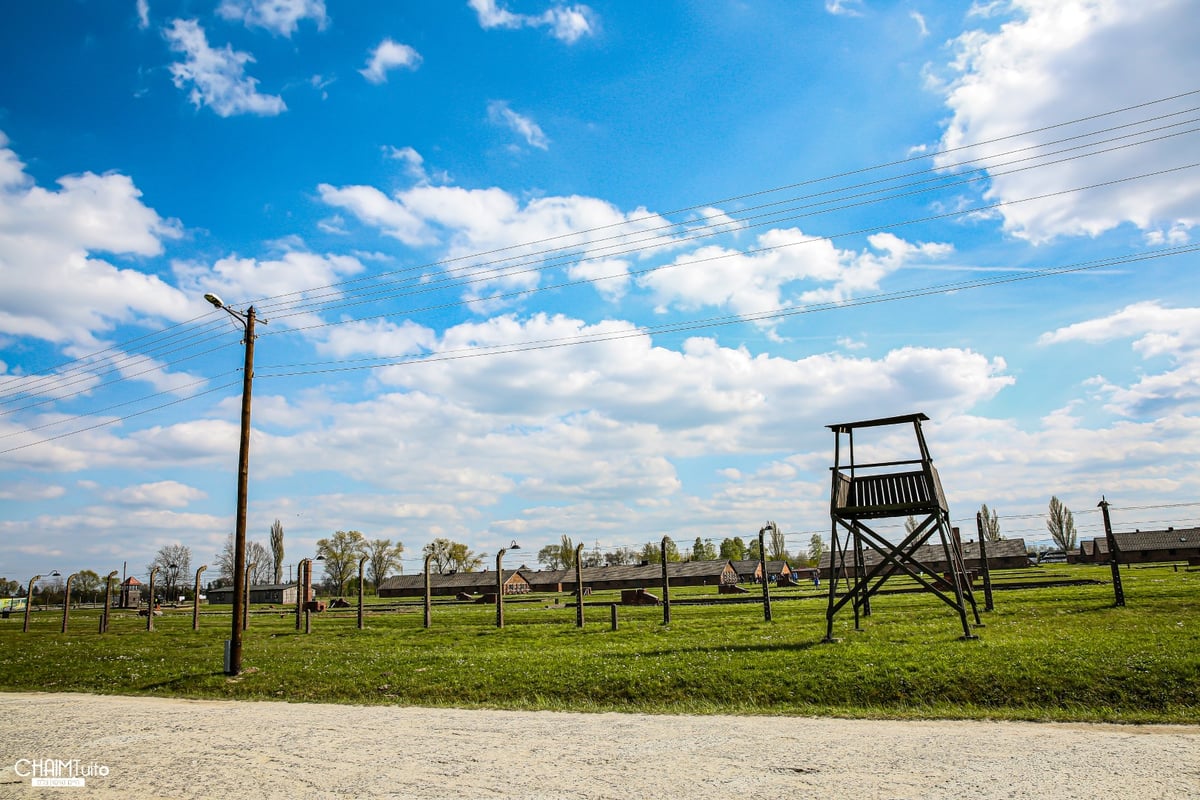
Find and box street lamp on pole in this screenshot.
[193,565,207,631]
[205,292,264,676]
[147,566,160,631]
[495,540,520,629]
[61,572,78,633]
[295,555,323,632]
[357,554,369,630]
[23,571,57,633]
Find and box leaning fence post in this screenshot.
[423,554,433,629]
[759,523,773,622]
[575,542,585,629]
[1099,497,1126,607]
[975,514,994,612]
[660,535,671,625]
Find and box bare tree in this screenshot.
[269,519,285,584]
[216,535,272,587]
[980,504,1003,541]
[149,544,191,601]
[317,530,369,594]
[216,534,236,585]
[905,516,920,535]
[1047,496,1078,551]
[423,538,454,573]
[247,541,273,584]
[367,538,405,591]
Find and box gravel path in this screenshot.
[1,692,1197,799]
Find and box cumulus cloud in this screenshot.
[359,38,422,84]
[935,0,1200,243]
[639,229,952,326]
[164,18,286,116]
[319,181,677,301]
[0,132,190,350]
[104,480,206,508]
[172,249,367,330]
[217,0,328,36]
[136,0,150,29]
[469,0,597,43]
[315,318,437,359]
[1040,301,1200,417]
[487,100,550,150]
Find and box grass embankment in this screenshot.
[1,565,1196,723]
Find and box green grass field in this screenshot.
[2,564,1197,723]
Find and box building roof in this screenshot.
[207,582,300,594]
[1087,527,1200,555]
[378,569,528,592]
[731,559,792,575]
[819,537,1027,568]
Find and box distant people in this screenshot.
[812,573,820,588]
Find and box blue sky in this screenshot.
[2,0,1199,586]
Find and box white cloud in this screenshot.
[383,145,450,185]
[172,250,367,330]
[315,319,436,359]
[640,229,952,326]
[359,38,422,84]
[104,480,206,508]
[217,0,328,36]
[0,482,65,501]
[319,181,677,302]
[825,0,865,16]
[1040,301,1200,417]
[469,0,597,44]
[136,0,150,29]
[160,312,1013,543]
[0,132,190,349]
[164,18,286,117]
[935,0,1200,242]
[487,101,550,150]
[910,10,929,36]
[317,183,433,246]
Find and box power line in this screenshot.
[4,95,1195,411]
[2,100,1197,451]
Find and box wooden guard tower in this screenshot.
[823,413,980,640]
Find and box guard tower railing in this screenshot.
[831,459,948,520]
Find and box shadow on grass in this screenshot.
[600,639,825,659]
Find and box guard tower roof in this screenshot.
[826,413,929,433]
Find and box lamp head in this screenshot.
[204,293,224,309]
[509,540,521,550]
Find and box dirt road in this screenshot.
[1,692,1197,799]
